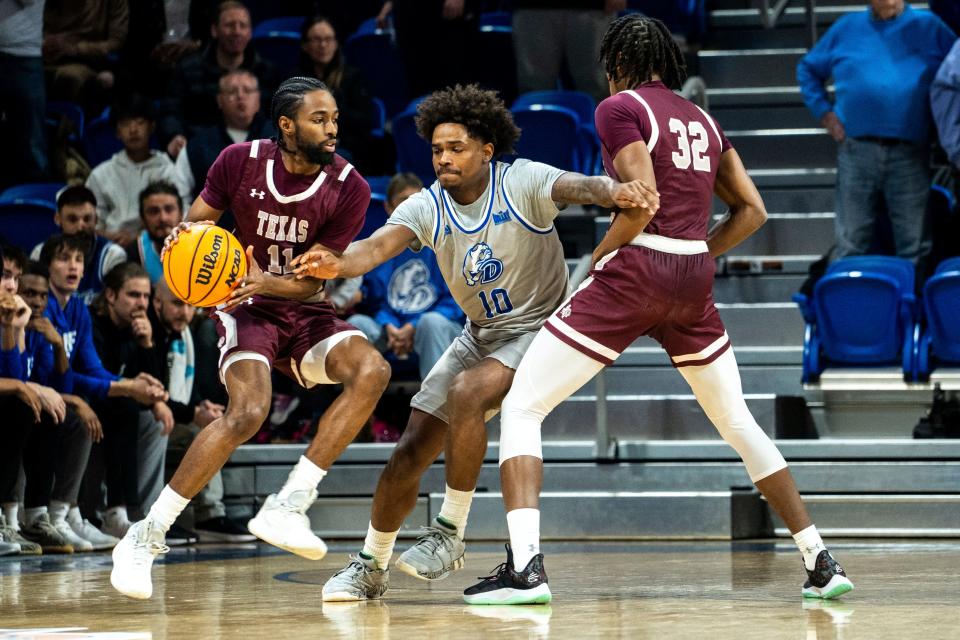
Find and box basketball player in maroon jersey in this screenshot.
[466,16,853,604]
[111,77,390,599]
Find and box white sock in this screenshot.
[67,506,83,525]
[147,486,190,533]
[3,503,20,531]
[360,522,399,569]
[437,485,474,539]
[49,500,70,524]
[277,456,328,501]
[24,506,47,526]
[507,508,541,572]
[793,524,827,571]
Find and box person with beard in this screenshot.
[148,280,253,543]
[85,94,190,248]
[30,186,128,306]
[111,76,389,600]
[127,181,183,284]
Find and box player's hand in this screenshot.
[130,310,153,348]
[28,316,63,347]
[194,399,225,428]
[291,249,342,280]
[221,246,265,312]
[821,111,846,143]
[161,220,214,261]
[73,396,103,442]
[15,381,42,423]
[612,179,659,213]
[27,383,66,424]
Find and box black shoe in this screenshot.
[166,523,198,547]
[463,544,552,605]
[802,550,854,599]
[195,516,256,543]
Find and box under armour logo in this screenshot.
[560,305,572,319]
[250,189,265,199]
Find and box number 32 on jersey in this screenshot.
[669,118,711,172]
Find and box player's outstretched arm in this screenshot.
[708,149,767,257]
[220,245,327,312]
[587,139,660,264]
[291,224,417,280]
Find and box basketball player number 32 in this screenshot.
[669,118,711,172]
[478,288,513,319]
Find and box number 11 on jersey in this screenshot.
[479,288,513,319]
[267,244,294,274]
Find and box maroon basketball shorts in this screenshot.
[545,237,730,367]
[213,296,366,387]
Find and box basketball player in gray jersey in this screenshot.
[292,84,658,601]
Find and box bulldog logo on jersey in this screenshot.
[462,242,503,286]
[388,259,437,313]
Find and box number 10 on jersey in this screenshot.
[479,288,513,319]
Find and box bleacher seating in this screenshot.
[0,183,65,206]
[794,256,917,383]
[510,105,584,173]
[46,101,85,141]
[0,199,59,252]
[513,90,600,173]
[392,109,434,184]
[343,29,409,118]
[916,257,960,379]
[252,17,305,70]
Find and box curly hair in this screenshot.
[415,84,520,157]
[599,14,687,91]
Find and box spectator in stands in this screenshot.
[298,14,385,173]
[511,0,622,103]
[174,69,274,198]
[0,0,48,187]
[89,263,171,537]
[932,39,960,171]
[120,0,202,97]
[17,259,119,553]
[127,181,183,284]
[348,173,463,380]
[42,0,128,112]
[150,280,253,542]
[30,186,127,306]
[797,1,955,267]
[86,94,189,248]
[160,0,280,158]
[39,236,166,536]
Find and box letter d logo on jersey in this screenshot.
[462,242,503,286]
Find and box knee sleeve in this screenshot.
[679,349,787,482]
[499,330,605,466]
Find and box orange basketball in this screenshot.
[163,225,247,307]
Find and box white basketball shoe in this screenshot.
[110,519,169,599]
[247,489,327,560]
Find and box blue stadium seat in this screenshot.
[357,193,389,241]
[916,259,960,378]
[82,110,122,167]
[370,97,386,139]
[366,175,391,202]
[252,18,303,70]
[0,200,60,252]
[479,11,512,33]
[46,101,85,140]
[343,31,409,118]
[511,105,583,173]
[392,109,434,184]
[794,256,917,382]
[513,91,600,173]
[0,183,65,206]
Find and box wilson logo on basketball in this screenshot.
[195,234,224,286]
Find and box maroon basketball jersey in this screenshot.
[595,81,733,241]
[199,139,370,275]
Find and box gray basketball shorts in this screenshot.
[410,328,538,424]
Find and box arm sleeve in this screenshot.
[796,25,839,120]
[504,159,566,228]
[318,172,371,253]
[71,312,117,399]
[595,94,650,160]
[384,190,437,252]
[932,41,960,168]
[0,348,24,381]
[198,145,243,211]
[29,340,54,386]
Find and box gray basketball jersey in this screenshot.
[387,159,569,342]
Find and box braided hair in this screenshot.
[599,14,687,91]
[271,76,330,150]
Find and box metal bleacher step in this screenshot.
[769,494,960,537]
[712,274,806,304]
[724,212,834,256]
[698,48,807,89]
[712,104,818,130]
[726,128,836,169]
[748,167,836,188]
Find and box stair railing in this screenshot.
[758,0,819,45]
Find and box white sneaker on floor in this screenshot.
[111,519,169,600]
[102,507,132,538]
[68,514,119,551]
[247,490,327,560]
[51,516,93,552]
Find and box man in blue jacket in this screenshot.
[797,1,955,267]
[348,173,464,380]
[932,39,960,171]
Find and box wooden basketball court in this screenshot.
[2,540,959,639]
